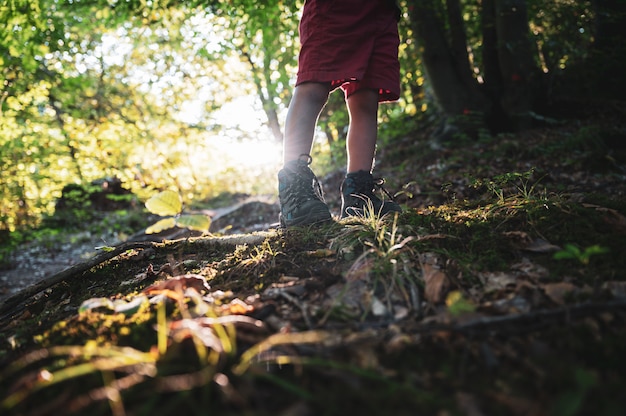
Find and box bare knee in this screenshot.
[293,82,331,108]
[347,89,379,118]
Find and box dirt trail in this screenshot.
[0,196,279,305]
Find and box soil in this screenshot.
[0,196,281,304]
[1,108,626,415]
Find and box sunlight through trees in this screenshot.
[1,0,618,231]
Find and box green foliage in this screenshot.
[1,2,284,232]
[144,190,210,234]
[0,0,616,234]
[553,244,609,266]
[470,168,545,205]
[445,290,476,316]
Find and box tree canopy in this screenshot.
[1,0,623,231]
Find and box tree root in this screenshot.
[0,233,271,321]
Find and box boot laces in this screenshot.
[372,177,395,201]
[283,154,325,204]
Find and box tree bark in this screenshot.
[408,0,489,137]
[242,51,284,142]
[589,0,626,97]
[493,0,539,130]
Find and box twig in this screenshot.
[321,300,626,337]
[401,300,626,336]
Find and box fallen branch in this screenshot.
[0,233,271,320]
[319,300,626,339]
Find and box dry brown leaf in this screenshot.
[542,282,578,305]
[478,271,517,293]
[523,238,561,253]
[422,263,449,303]
[502,231,560,252]
[583,203,626,234]
[502,230,532,245]
[511,259,550,281]
[143,273,211,295]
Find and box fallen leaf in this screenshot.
[78,295,148,316]
[422,263,449,303]
[542,282,578,305]
[478,271,517,293]
[143,274,211,294]
[511,259,550,281]
[502,231,560,252]
[583,203,626,234]
[169,319,225,351]
[522,238,561,253]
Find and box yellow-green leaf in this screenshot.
[145,190,182,216]
[176,214,211,232]
[146,217,177,234]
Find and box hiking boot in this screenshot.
[278,155,332,227]
[340,170,402,218]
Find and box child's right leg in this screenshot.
[278,82,332,227]
[283,82,330,164]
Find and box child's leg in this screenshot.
[341,88,400,218]
[345,89,379,173]
[283,82,330,164]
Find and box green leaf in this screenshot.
[95,245,116,252]
[553,244,580,260]
[176,214,211,232]
[145,190,183,216]
[146,217,177,234]
[446,291,475,316]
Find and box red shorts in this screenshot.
[297,0,401,102]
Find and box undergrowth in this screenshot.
[1,119,625,415]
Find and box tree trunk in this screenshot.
[493,0,539,130]
[408,0,489,138]
[242,51,284,142]
[481,0,507,130]
[589,0,626,97]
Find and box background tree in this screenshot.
[1,0,623,232]
[405,0,621,137]
[209,0,300,142]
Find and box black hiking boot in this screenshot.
[340,170,402,219]
[278,155,332,227]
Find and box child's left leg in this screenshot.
[341,88,401,218]
[345,89,379,173]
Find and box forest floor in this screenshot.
[1,104,626,416]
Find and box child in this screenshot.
[278,0,402,227]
